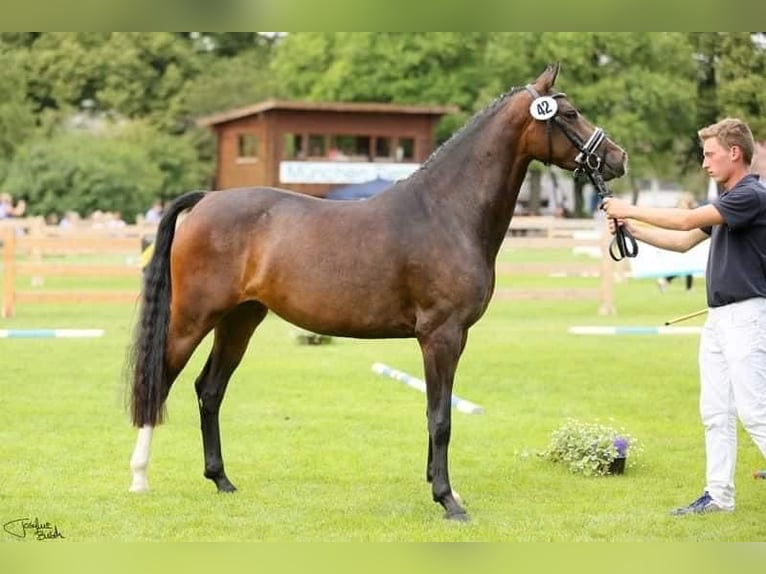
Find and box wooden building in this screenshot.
[197,100,457,197]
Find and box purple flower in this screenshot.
[613,436,629,457]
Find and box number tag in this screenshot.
[529,96,558,120]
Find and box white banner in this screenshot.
[628,241,709,279]
[279,161,420,184]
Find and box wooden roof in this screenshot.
[196,99,458,127]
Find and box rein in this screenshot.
[525,84,638,261]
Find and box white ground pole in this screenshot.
[129,425,154,492]
[568,326,702,336]
[371,362,484,415]
[0,328,105,338]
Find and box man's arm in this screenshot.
[602,198,723,230]
[619,220,709,253]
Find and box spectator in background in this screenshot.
[144,199,163,224]
[59,211,81,229]
[554,199,571,219]
[105,211,126,229]
[657,192,699,292]
[0,193,26,218]
[0,193,11,218]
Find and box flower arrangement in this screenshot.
[539,419,641,476]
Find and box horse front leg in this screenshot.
[418,323,469,521]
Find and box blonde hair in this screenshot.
[698,118,755,165]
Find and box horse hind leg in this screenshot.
[196,301,268,493]
[129,314,213,493]
[129,425,154,492]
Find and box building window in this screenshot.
[374,137,392,161]
[397,138,414,161]
[283,133,305,159]
[328,135,370,161]
[237,133,259,159]
[308,134,327,158]
[280,133,416,163]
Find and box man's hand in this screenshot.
[601,197,633,219]
[607,217,632,236]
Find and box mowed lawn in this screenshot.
[2,250,765,542]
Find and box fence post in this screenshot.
[2,226,16,318]
[598,220,615,316]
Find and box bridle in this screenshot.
[524,84,637,261]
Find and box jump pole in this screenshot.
[568,326,701,336]
[371,362,484,415]
[665,308,708,326]
[0,329,105,338]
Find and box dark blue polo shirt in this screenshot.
[703,174,766,307]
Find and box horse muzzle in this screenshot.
[601,149,628,181]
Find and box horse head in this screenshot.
[520,62,627,181]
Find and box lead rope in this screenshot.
[569,128,638,261]
[579,163,638,261]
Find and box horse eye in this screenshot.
[563,109,579,120]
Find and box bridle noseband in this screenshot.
[524,84,637,261]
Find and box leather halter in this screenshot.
[524,84,606,172]
[524,84,637,261]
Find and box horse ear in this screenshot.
[535,62,560,92]
[548,62,560,85]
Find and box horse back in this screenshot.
[171,187,493,337]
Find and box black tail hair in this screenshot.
[128,191,207,427]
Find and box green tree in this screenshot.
[269,32,337,102]
[118,121,214,201]
[683,33,765,195]
[0,49,36,182]
[1,121,210,221]
[712,33,766,137]
[182,48,285,118]
[7,33,201,134]
[272,32,490,140]
[551,33,696,206]
[181,32,280,58]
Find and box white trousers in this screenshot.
[699,297,766,509]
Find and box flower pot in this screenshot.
[608,457,626,475]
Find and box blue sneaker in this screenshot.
[669,491,730,516]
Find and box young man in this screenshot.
[602,118,766,515]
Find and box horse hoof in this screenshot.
[444,510,470,522]
[129,479,150,493]
[215,481,237,493]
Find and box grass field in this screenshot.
[2,249,765,542]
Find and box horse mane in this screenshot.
[413,86,524,176]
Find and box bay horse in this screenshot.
[128,63,627,521]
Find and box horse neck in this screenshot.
[413,111,532,263]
